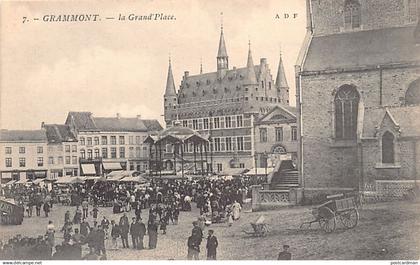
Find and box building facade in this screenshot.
[42,124,79,178]
[296,0,420,192]
[163,25,296,174]
[65,112,162,176]
[0,130,49,182]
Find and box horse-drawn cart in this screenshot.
[300,194,359,233]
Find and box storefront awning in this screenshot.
[103,162,122,170]
[81,164,96,175]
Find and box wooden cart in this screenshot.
[300,194,359,233]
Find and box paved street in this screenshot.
[0,201,419,260]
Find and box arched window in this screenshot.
[335,85,360,140]
[344,0,361,29]
[382,131,395,164]
[405,78,420,105]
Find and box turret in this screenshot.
[275,51,289,105]
[244,41,257,85]
[164,57,178,127]
[216,25,229,79]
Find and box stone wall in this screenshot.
[311,0,415,37]
[300,67,420,190]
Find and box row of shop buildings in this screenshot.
[0,113,162,182]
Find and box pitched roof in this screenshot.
[66,112,162,132]
[178,64,262,104]
[93,117,149,132]
[66,112,97,131]
[362,105,420,138]
[141,119,163,131]
[303,25,420,72]
[0,130,47,142]
[43,124,77,143]
[256,105,297,124]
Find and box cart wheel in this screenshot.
[318,207,336,233]
[339,208,359,229]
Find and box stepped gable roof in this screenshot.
[362,105,420,138]
[93,117,149,132]
[303,25,420,72]
[66,111,96,131]
[178,65,261,104]
[0,130,47,142]
[43,124,77,143]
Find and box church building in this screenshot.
[296,0,420,197]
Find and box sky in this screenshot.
[0,0,306,130]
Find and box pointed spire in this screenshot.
[165,56,177,96]
[200,57,203,74]
[245,40,257,84]
[275,51,289,88]
[217,27,228,58]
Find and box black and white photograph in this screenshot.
[0,0,419,262]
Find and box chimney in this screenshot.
[41,122,45,128]
[116,113,121,119]
[260,58,267,65]
[136,115,142,120]
[184,71,189,78]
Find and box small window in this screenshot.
[37,146,43,154]
[19,158,26,167]
[291,126,298,141]
[19,147,25,154]
[5,147,12,154]
[5,158,12,167]
[275,127,283,142]
[37,157,43,167]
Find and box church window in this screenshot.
[382,131,395,164]
[261,81,264,88]
[275,127,283,142]
[408,0,418,23]
[334,85,360,140]
[269,82,272,90]
[344,0,361,29]
[405,78,420,105]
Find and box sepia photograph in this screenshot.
[0,0,419,262]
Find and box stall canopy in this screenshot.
[103,162,122,171]
[55,177,86,184]
[32,178,45,185]
[5,180,16,185]
[120,176,148,183]
[81,164,96,175]
[15,179,28,184]
[245,168,274,176]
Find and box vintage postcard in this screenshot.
[0,0,419,262]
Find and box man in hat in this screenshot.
[130,217,139,249]
[277,245,292,260]
[206,229,218,260]
[137,218,146,250]
[119,213,129,248]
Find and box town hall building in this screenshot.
[163,25,298,175]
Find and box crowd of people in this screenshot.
[0,176,263,260]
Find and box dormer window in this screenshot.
[344,0,361,29]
